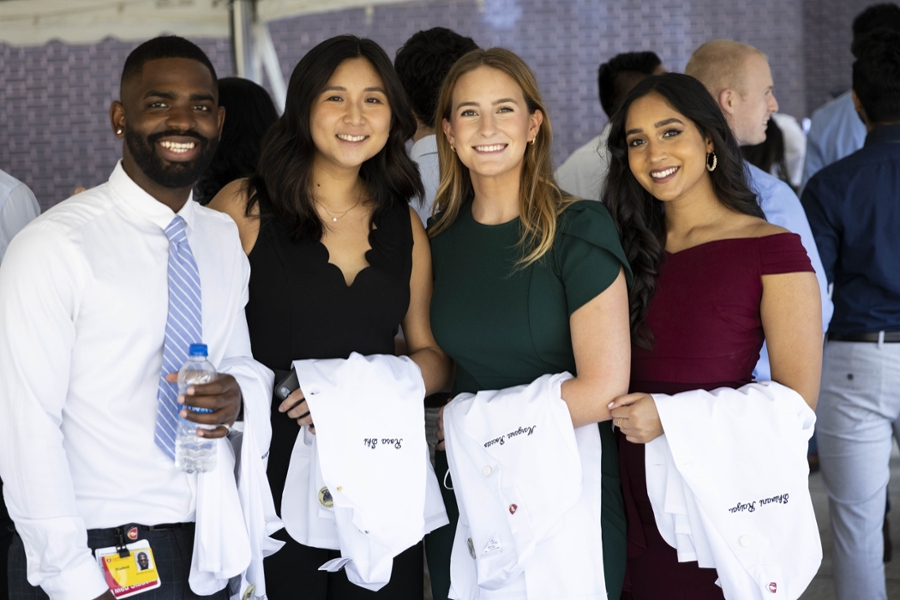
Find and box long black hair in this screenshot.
[194,77,278,205]
[246,35,423,240]
[604,72,763,348]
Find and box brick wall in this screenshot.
[0,0,863,209]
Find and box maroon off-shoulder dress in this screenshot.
[619,233,813,599]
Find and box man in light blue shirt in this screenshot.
[801,4,900,188]
[686,40,833,379]
[802,91,865,189]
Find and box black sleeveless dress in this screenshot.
[246,201,422,599]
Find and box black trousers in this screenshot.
[8,523,228,599]
[264,529,423,600]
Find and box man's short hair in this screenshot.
[394,28,478,128]
[852,3,900,57]
[853,28,900,123]
[685,40,766,98]
[121,36,218,92]
[597,51,662,117]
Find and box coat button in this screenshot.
[739,535,752,547]
[482,466,492,477]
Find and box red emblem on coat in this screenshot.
[127,527,138,541]
[768,582,777,593]
[509,504,518,515]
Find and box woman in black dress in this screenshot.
[210,36,451,600]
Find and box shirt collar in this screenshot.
[108,160,198,233]
[864,123,900,147]
[411,134,438,160]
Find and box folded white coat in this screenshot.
[645,381,821,600]
[189,357,285,600]
[445,372,607,599]
[281,352,449,591]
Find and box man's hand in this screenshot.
[608,392,664,444]
[164,373,241,438]
[278,388,315,433]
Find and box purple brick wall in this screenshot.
[0,0,863,209]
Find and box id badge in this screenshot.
[95,540,162,598]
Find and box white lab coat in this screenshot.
[281,353,448,591]
[645,381,821,600]
[444,372,606,600]
[190,358,285,600]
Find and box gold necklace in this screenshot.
[318,197,362,222]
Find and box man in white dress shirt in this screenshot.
[0,36,267,600]
[802,4,900,189]
[686,40,833,379]
[394,27,478,225]
[0,169,40,263]
[555,51,665,201]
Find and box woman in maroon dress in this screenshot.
[603,74,823,598]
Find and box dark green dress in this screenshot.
[428,199,631,600]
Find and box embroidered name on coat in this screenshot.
[728,493,790,514]
[364,438,403,449]
[483,425,538,448]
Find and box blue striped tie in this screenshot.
[155,216,203,460]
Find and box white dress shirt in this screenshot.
[0,169,40,262]
[0,162,270,600]
[770,113,807,189]
[554,123,611,201]
[411,134,440,225]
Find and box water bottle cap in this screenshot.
[188,343,208,357]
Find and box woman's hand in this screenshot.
[278,388,315,433]
[608,393,663,444]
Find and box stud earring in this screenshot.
[706,151,717,172]
[116,128,123,135]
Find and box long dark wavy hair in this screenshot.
[246,35,423,240]
[194,78,278,205]
[604,73,764,348]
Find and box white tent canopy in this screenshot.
[0,0,413,111]
[0,0,410,46]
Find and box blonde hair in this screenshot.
[428,47,574,267]
[685,40,766,98]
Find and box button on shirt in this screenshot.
[801,124,900,335]
[745,162,833,379]
[0,162,262,599]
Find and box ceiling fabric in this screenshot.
[0,0,413,47]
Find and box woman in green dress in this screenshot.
[427,47,632,599]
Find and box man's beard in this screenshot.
[125,127,218,189]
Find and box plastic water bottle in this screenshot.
[175,343,217,473]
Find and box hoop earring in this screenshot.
[530,136,536,146]
[706,151,717,172]
[450,145,456,153]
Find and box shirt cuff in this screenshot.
[39,554,109,600]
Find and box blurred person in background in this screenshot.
[193,77,278,205]
[555,51,665,201]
